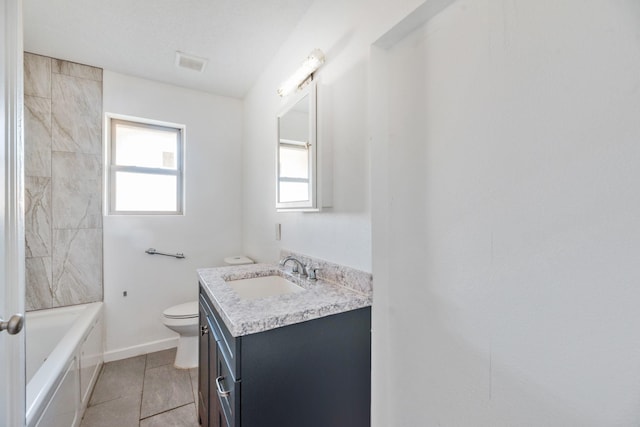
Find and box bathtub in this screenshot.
[26,302,104,427]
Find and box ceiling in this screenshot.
[23,0,314,98]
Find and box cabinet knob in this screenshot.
[200,325,209,336]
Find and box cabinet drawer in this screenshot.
[216,345,239,427]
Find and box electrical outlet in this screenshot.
[275,223,281,241]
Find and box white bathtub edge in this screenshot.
[26,302,103,427]
[103,337,178,363]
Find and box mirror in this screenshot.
[276,82,318,211]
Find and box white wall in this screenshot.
[245,0,640,425]
[103,71,243,359]
[242,0,428,272]
[373,0,640,425]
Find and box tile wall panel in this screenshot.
[24,53,51,98]
[52,228,103,306]
[24,95,52,177]
[25,257,53,311]
[25,176,52,258]
[24,53,103,310]
[52,59,103,81]
[52,73,102,154]
[52,152,102,229]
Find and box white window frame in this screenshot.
[106,115,185,215]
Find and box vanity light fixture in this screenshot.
[277,48,325,97]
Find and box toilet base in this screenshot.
[174,335,198,369]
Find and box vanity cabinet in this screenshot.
[198,284,371,427]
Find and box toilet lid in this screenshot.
[163,301,198,319]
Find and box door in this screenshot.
[1,0,26,426]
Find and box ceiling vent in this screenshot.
[175,51,208,73]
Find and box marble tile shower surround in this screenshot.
[24,95,52,177]
[24,53,51,98]
[24,52,103,311]
[198,257,372,337]
[52,73,102,154]
[52,151,102,229]
[25,176,52,258]
[25,257,53,309]
[52,229,103,306]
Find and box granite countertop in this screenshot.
[197,263,373,337]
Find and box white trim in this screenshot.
[103,337,178,363]
[369,43,392,427]
[1,0,26,425]
[368,2,457,427]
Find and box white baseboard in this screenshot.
[103,337,179,362]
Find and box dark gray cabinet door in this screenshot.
[209,329,226,427]
[200,296,227,427]
[198,299,209,426]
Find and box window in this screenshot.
[108,117,184,214]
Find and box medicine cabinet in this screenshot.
[276,82,319,211]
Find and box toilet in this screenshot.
[162,255,254,368]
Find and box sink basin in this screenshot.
[227,275,305,301]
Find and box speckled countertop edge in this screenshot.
[197,263,372,337]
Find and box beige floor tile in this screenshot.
[140,403,199,427]
[189,367,198,407]
[89,355,146,406]
[146,348,177,370]
[140,364,194,418]
[80,394,141,427]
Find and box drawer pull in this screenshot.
[200,325,209,336]
[215,376,231,398]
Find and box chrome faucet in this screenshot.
[279,256,307,277]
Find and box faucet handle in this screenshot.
[306,265,319,280]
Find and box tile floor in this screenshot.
[80,348,200,427]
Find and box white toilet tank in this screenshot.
[224,256,254,266]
